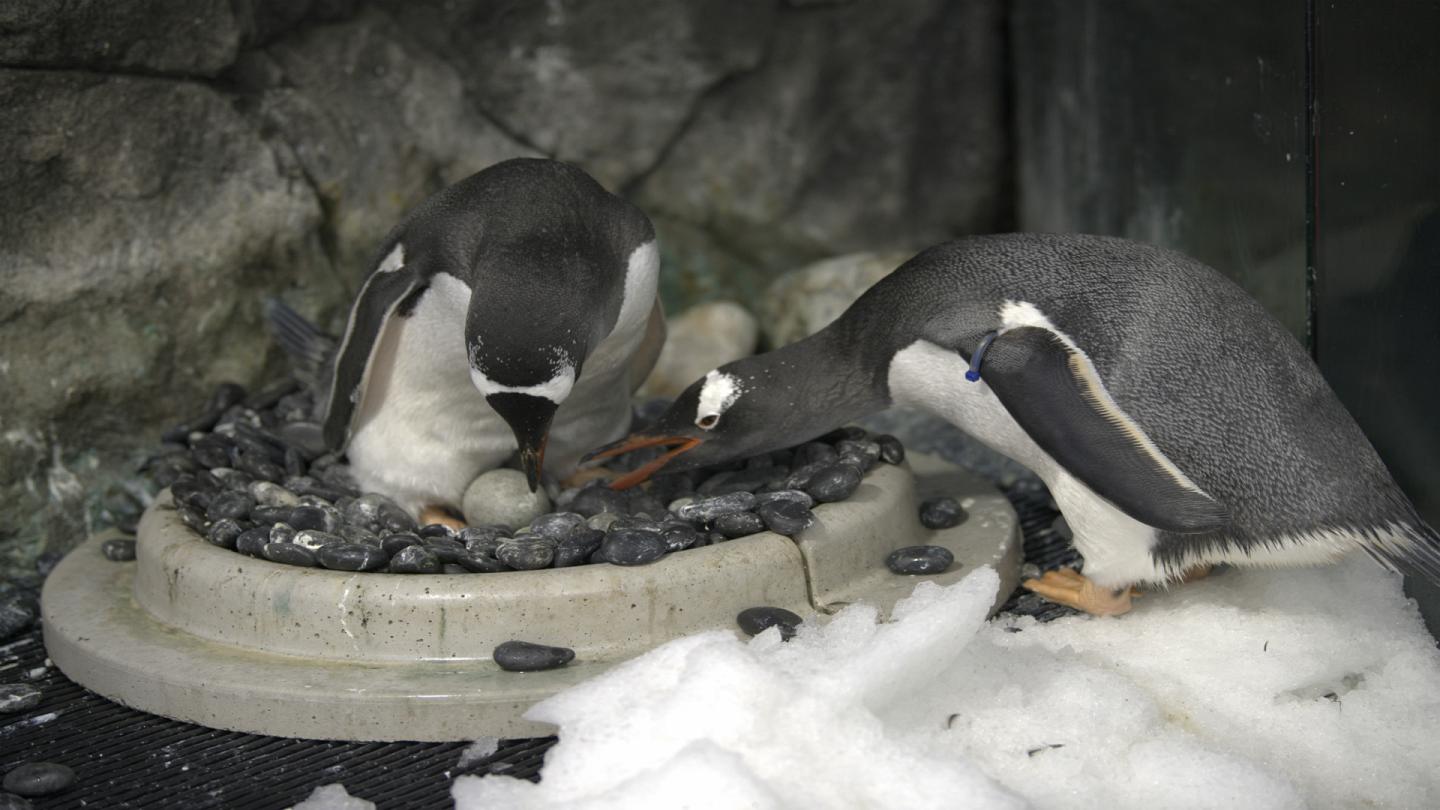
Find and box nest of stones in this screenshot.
[139,381,943,576]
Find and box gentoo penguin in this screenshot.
[270,158,664,520]
[586,233,1440,615]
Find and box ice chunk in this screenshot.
[458,736,501,769]
[289,783,374,810]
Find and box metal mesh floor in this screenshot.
[1,478,1074,809]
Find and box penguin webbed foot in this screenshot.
[1022,568,1138,617]
[419,504,467,531]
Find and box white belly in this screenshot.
[346,273,643,516]
[346,274,513,515]
[887,339,1164,586]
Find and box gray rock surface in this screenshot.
[638,301,759,398]
[757,252,914,347]
[374,0,776,188]
[636,0,1008,273]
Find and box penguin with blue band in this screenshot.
[270,158,664,522]
[585,233,1440,615]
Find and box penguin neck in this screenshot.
[765,326,890,434]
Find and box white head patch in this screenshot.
[377,242,405,274]
[696,370,741,427]
[469,363,576,404]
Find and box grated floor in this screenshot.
[1,479,1072,809]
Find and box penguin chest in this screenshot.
[886,339,1162,585]
[347,273,513,508]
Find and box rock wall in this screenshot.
[0,0,1009,575]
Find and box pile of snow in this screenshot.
[455,558,1440,809]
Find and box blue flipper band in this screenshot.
[965,331,999,382]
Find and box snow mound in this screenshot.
[455,558,1440,809]
[289,783,374,810]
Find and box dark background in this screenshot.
[1,0,1437,629]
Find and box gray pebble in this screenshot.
[293,530,342,551]
[457,551,509,573]
[249,504,291,526]
[423,537,469,564]
[235,527,271,556]
[756,500,816,537]
[0,791,33,809]
[755,489,815,508]
[389,545,442,574]
[660,524,700,552]
[381,532,422,556]
[0,592,35,643]
[317,543,388,572]
[600,529,668,565]
[269,522,296,544]
[528,512,586,540]
[205,519,244,550]
[175,503,209,533]
[554,529,604,567]
[804,464,862,503]
[249,481,299,508]
[289,504,338,533]
[736,606,803,640]
[885,545,955,575]
[677,492,758,523]
[875,434,905,464]
[714,511,766,538]
[793,441,838,467]
[496,539,555,570]
[493,640,575,672]
[567,483,629,518]
[417,523,454,539]
[587,511,622,532]
[2,762,74,797]
[0,683,42,714]
[262,543,316,567]
[101,538,136,562]
[919,497,966,529]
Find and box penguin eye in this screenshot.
[696,414,720,430]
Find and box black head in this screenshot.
[584,355,825,488]
[466,247,607,490]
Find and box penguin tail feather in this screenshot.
[264,298,336,392]
[1366,521,1440,585]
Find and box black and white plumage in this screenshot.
[589,233,1440,593]
[271,158,663,516]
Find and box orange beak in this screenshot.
[582,434,703,490]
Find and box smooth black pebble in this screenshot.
[919,496,966,529]
[205,519,244,550]
[803,464,862,503]
[600,529,668,566]
[381,533,423,556]
[496,540,555,571]
[0,683,42,714]
[554,529,605,567]
[875,434,905,464]
[389,545,442,574]
[235,527,271,556]
[885,545,955,575]
[756,500,815,537]
[736,606,802,640]
[317,543,388,572]
[2,762,74,797]
[101,538,136,562]
[493,640,575,672]
[261,542,316,567]
[715,511,765,539]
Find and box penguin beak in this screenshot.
[581,433,704,490]
[486,393,558,492]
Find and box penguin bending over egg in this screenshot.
[270,158,664,521]
[586,233,1440,615]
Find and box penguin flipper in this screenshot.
[979,326,1230,534]
[628,297,667,394]
[322,262,426,450]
